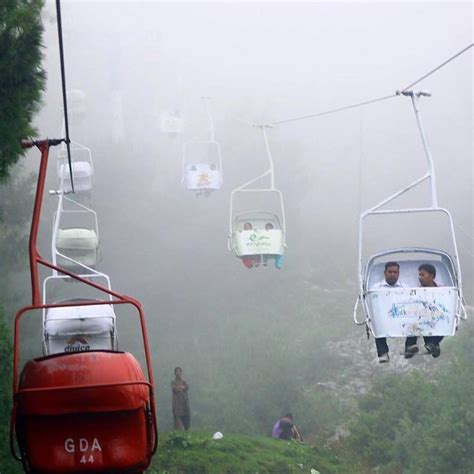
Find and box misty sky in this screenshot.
[34,0,472,284]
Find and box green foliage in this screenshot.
[0,166,35,471]
[347,326,474,474]
[149,431,363,473]
[0,0,45,178]
[0,307,21,472]
[155,286,352,440]
[0,167,36,315]
[0,169,35,268]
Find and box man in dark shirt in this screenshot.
[405,263,443,358]
[171,367,190,431]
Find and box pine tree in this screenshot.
[0,0,46,179]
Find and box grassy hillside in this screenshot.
[149,431,365,474]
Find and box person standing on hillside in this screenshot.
[172,367,191,431]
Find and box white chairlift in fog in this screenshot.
[160,110,184,135]
[228,125,286,269]
[57,141,94,194]
[182,97,223,197]
[66,89,86,117]
[160,73,185,136]
[45,121,114,356]
[42,274,117,356]
[51,192,100,274]
[353,91,467,342]
[61,89,89,144]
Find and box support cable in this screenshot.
[399,43,474,92]
[55,0,74,193]
[273,94,396,125]
[270,43,473,126]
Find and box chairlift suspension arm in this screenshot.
[234,169,272,192]
[202,96,215,142]
[233,125,276,192]
[24,140,56,305]
[262,126,276,190]
[50,189,63,274]
[404,91,438,207]
[364,173,431,216]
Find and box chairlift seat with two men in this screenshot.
[44,298,116,355]
[363,248,461,338]
[355,90,467,352]
[231,211,285,268]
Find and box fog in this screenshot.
[25,1,473,434]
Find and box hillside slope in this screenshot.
[149,431,365,474]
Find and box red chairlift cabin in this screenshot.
[10,139,158,473]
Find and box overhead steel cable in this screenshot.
[399,43,474,92]
[55,0,74,193]
[270,42,473,127]
[272,93,396,125]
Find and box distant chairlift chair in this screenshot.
[57,142,94,194]
[43,298,117,355]
[160,110,183,135]
[182,140,223,197]
[52,196,100,275]
[55,227,99,272]
[230,211,285,269]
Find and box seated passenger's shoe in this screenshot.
[378,353,389,363]
[425,342,441,358]
[404,345,419,359]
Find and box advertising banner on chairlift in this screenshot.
[185,165,221,190]
[235,230,284,256]
[367,287,458,337]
